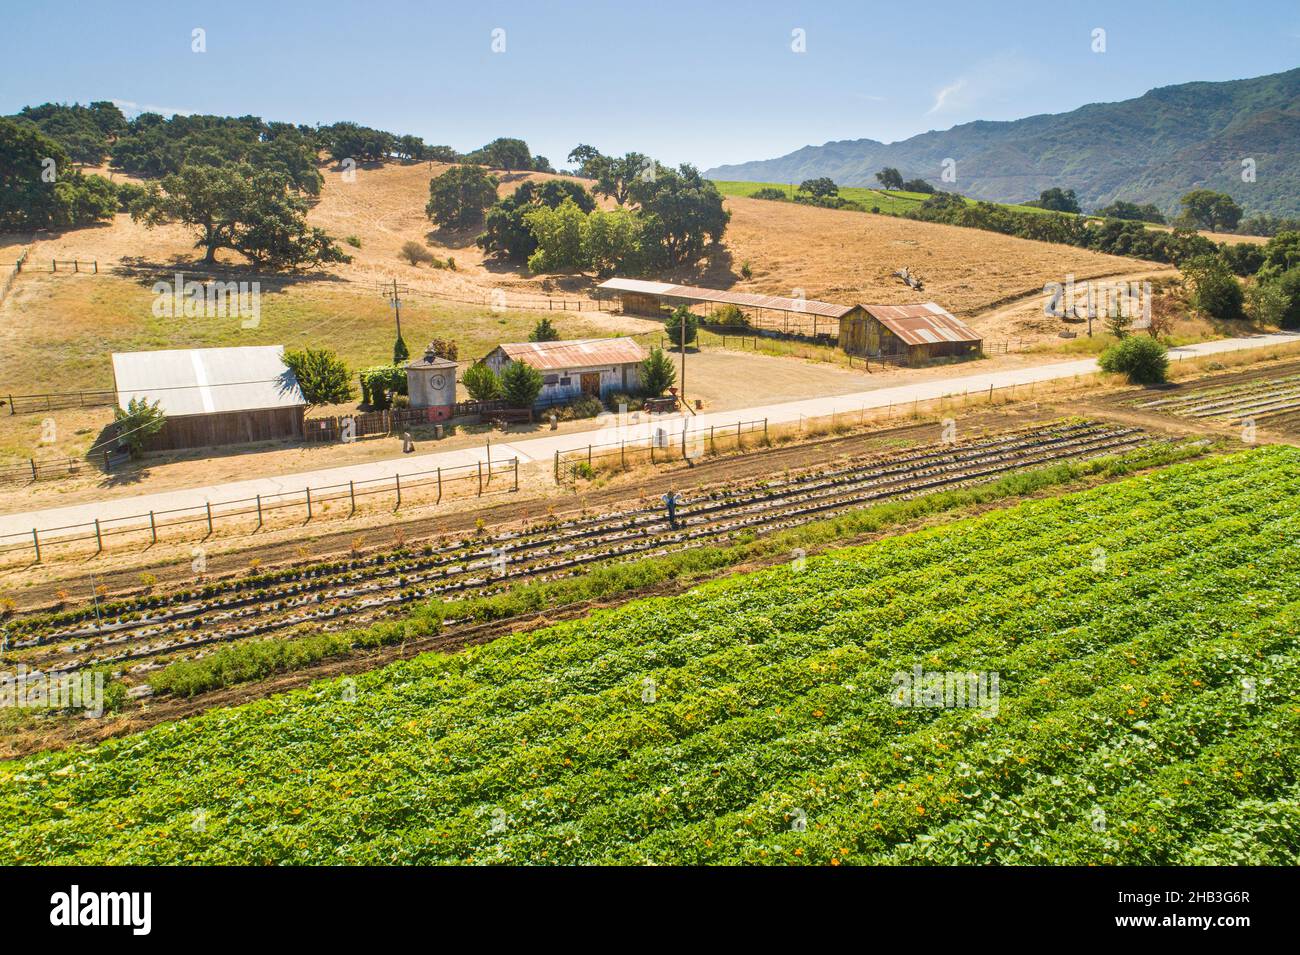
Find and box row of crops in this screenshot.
[1,445,1297,864]
[5,421,1148,685]
[1133,369,1300,427]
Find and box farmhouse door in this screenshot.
[580,372,601,397]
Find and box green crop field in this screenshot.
[710,179,1064,217]
[2,447,1299,865]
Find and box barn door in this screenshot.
[580,372,601,397]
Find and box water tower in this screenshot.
[405,344,458,422]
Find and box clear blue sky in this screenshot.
[3,0,1297,170]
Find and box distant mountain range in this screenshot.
[706,68,1300,217]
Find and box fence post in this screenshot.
[94,519,103,553]
[437,467,442,502]
[553,451,559,482]
[764,418,768,440]
[32,528,40,563]
[306,487,313,521]
[587,445,592,468]
[477,461,483,495]
[395,473,402,510]
[621,440,626,469]
[150,510,157,544]
[513,458,519,491]
[7,395,13,415]
[256,494,263,529]
[206,502,213,537]
[29,458,36,481]
[709,426,715,454]
[349,480,356,515]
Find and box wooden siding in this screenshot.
[142,406,305,452]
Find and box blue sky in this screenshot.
[3,0,1298,169]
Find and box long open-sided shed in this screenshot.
[595,278,855,338]
[838,303,983,365]
[112,345,306,452]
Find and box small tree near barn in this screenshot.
[663,304,698,348]
[283,348,354,405]
[114,397,166,456]
[500,360,543,408]
[640,346,676,397]
[462,362,502,401]
[529,317,560,342]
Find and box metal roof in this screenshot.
[490,337,646,371]
[112,346,305,417]
[858,303,982,347]
[597,278,855,319]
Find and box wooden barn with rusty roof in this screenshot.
[837,303,982,365]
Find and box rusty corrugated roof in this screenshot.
[597,278,855,319]
[492,337,646,371]
[859,303,982,347]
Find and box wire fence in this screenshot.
[554,418,768,483]
[0,456,519,563]
[4,390,117,415]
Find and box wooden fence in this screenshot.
[304,408,431,442]
[4,390,117,415]
[0,250,27,306]
[0,456,520,563]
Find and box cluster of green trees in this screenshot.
[1093,200,1166,224]
[1169,231,1300,326]
[8,101,126,164]
[460,360,543,407]
[873,167,933,193]
[1024,187,1081,214]
[0,118,118,230]
[459,147,728,276]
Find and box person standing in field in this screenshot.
[663,489,681,529]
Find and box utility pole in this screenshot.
[679,308,687,410]
[391,278,403,343]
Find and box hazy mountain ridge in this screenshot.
[705,68,1300,216]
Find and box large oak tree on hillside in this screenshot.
[1179,189,1243,232]
[130,161,349,268]
[425,164,499,229]
[628,162,729,267]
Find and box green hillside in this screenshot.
[706,68,1300,218]
[710,180,1062,216]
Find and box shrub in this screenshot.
[529,317,560,342]
[113,397,166,456]
[1245,279,1291,327]
[1275,267,1300,329]
[1183,255,1244,320]
[461,362,502,401]
[500,360,543,407]
[400,240,435,266]
[393,334,410,364]
[714,304,749,328]
[1098,336,1169,384]
[749,188,787,201]
[344,235,361,248]
[640,346,676,396]
[283,347,354,405]
[553,395,604,420]
[739,261,753,279]
[608,392,644,412]
[663,304,698,348]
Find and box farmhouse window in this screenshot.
[543,374,559,385]
[559,376,571,385]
